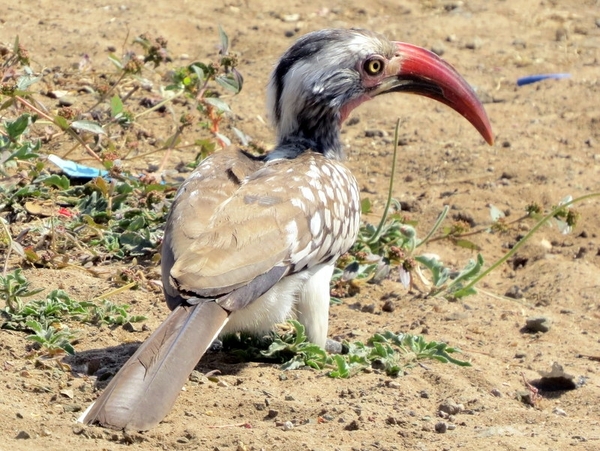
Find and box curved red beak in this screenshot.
[372,42,494,145]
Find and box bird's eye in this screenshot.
[364,58,384,76]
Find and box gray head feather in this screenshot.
[266,29,393,160]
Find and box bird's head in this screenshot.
[267,28,493,160]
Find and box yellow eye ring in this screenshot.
[364,58,384,75]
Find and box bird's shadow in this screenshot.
[63,341,251,390]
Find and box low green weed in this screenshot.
[0,269,146,355]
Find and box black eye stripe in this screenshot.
[273,30,347,124]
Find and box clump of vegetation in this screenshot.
[0,269,146,355]
[0,29,245,271]
[224,320,470,378]
[331,121,592,302]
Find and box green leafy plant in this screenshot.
[221,320,469,378]
[25,319,77,355]
[0,29,244,273]
[0,269,146,355]
[257,321,470,378]
[261,320,328,370]
[333,119,596,301]
[86,299,147,326]
[328,331,470,378]
[0,268,44,312]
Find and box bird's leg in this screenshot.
[295,263,335,348]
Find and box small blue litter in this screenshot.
[48,154,109,179]
[517,73,571,86]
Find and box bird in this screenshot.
[79,28,493,431]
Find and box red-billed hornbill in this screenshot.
[80,28,493,431]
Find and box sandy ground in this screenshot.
[1,0,600,450]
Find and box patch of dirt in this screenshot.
[1,1,600,450]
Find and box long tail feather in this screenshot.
[79,299,229,431]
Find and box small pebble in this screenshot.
[58,96,76,106]
[465,37,482,50]
[512,38,527,48]
[48,90,68,99]
[526,316,552,333]
[361,303,376,313]
[325,339,343,354]
[575,247,587,259]
[122,322,137,332]
[281,13,300,22]
[439,399,463,415]
[420,390,430,399]
[16,431,31,439]
[431,43,445,56]
[63,404,82,412]
[556,28,568,41]
[344,419,360,431]
[382,300,395,312]
[365,129,385,138]
[282,421,294,431]
[268,409,279,419]
[387,381,401,389]
[491,388,502,397]
[217,380,229,387]
[505,285,523,299]
[553,407,567,416]
[435,422,448,433]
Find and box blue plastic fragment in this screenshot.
[48,154,109,179]
[517,73,571,86]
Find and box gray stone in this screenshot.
[435,421,448,433]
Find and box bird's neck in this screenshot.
[269,110,344,161]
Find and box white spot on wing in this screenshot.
[300,186,315,202]
[291,244,311,265]
[285,221,299,247]
[332,218,341,236]
[291,198,305,210]
[310,211,322,236]
[324,208,332,229]
[318,233,333,259]
[325,185,334,199]
[318,190,327,204]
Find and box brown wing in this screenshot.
[162,150,360,309]
[161,147,263,307]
